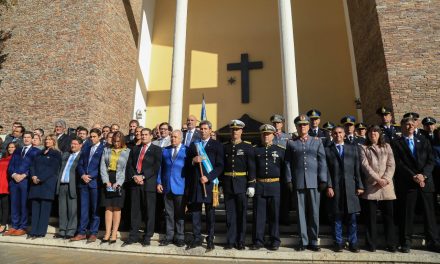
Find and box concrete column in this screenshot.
[169,0,189,130]
[278,0,299,133]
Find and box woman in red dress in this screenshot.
[0,142,18,233]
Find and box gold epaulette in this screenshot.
[222,141,229,145]
[243,141,252,144]
[277,144,286,149]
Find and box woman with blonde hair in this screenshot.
[359,125,397,252]
[100,131,130,244]
[27,134,62,239]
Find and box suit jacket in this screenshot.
[187,139,224,203]
[56,151,81,198]
[157,145,189,195]
[391,135,435,193]
[152,136,171,148]
[285,137,327,189]
[57,134,72,153]
[359,143,396,200]
[77,142,105,189]
[8,146,42,181]
[183,129,201,146]
[100,147,130,186]
[127,143,162,192]
[325,143,363,214]
[28,149,62,200]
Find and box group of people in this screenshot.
[0,106,439,255]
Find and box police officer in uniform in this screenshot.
[403,112,424,138]
[250,124,285,251]
[341,116,358,145]
[421,117,437,144]
[221,120,256,250]
[307,109,326,138]
[377,107,400,142]
[270,114,290,147]
[355,122,367,145]
[322,121,335,147]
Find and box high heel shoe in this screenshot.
[109,239,117,244]
[100,238,109,244]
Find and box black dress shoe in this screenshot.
[349,244,360,253]
[159,240,172,246]
[385,246,397,253]
[141,240,151,247]
[366,245,376,252]
[307,245,321,252]
[235,243,245,250]
[268,244,279,251]
[333,244,344,252]
[175,239,186,247]
[53,234,64,239]
[223,244,234,250]
[186,240,202,250]
[26,234,34,240]
[249,244,263,250]
[296,245,306,251]
[65,235,73,240]
[121,241,133,247]
[206,241,215,251]
[400,245,410,253]
[109,240,117,245]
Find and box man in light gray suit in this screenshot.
[285,114,328,251]
[54,137,83,239]
[153,122,172,148]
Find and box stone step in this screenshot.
[0,235,438,263]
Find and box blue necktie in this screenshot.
[203,140,207,148]
[61,154,75,183]
[185,131,192,147]
[407,138,415,157]
[336,145,344,158]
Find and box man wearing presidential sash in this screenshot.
[186,120,224,251]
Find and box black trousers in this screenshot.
[190,202,215,243]
[0,194,9,225]
[30,199,52,236]
[224,192,247,245]
[128,186,156,243]
[253,194,280,247]
[163,193,185,241]
[398,190,439,247]
[365,199,396,248]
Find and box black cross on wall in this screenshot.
[227,53,263,104]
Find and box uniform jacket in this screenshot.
[380,124,401,142]
[77,142,105,189]
[254,144,285,196]
[157,145,189,195]
[8,146,42,180]
[100,147,130,187]
[127,143,162,192]
[187,138,224,203]
[359,143,396,200]
[308,128,326,139]
[56,151,81,198]
[285,137,327,189]
[221,141,256,194]
[28,149,62,200]
[325,143,363,214]
[273,132,290,148]
[391,135,435,193]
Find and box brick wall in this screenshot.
[348,0,440,124]
[0,0,141,134]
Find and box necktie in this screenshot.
[172,147,178,160]
[61,154,76,183]
[407,138,416,157]
[336,145,344,158]
[349,136,353,142]
[203,140,208,148]
[89,146,96,164]
[21,147,28,158]
[185,131,193,147]
[315,129,318,136]
[136,144,147,173]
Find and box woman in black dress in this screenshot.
[100,131,130,243]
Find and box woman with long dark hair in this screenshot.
[359,125,397,252]
[0,142,18,233]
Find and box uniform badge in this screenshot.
[271,151,279,163]
[236,149,244,156]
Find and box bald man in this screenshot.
[183,115,201,147]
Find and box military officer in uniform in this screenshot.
[221,120,256,250]
[307,109,326,138]
[403,112,424,138]
[377,107,400,142]
[341,116,358,145]
[355,122,367,145]
[322,121,335,147]
[250,124,285,251]
[421,117,437,144]
[270,114,290,147]
[285,115,328,251]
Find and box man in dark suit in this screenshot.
[54,137,83,239]
[183,115,201,147]
[325,126,364,253]
[222,120,255,250]
[1,122,24,155]
[157,130,188,247]
[4,131,41,236]
[54,119,72,153]
[123,128,162,247]
[125,119,139,146]
[70,128,105,243]
[392,117,440,253]
[186,120,224,251]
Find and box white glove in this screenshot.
[246,187,255,198]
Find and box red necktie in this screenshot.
[136,144,147,173]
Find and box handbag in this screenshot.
[105,186,122,198]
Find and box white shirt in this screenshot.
[172,143,182,158]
